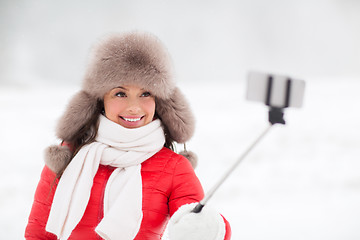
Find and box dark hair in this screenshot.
[69,99,104,156]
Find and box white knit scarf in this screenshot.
[46,115,165,240]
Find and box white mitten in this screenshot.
[168,203,226,240]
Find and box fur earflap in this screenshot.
[56,90,99,141]
[44,145,72,174]
[156,87,195,143]
[83,32,176,100]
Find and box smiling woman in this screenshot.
[24,31,231,240]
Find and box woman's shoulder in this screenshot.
[155,147,182,158]
[155,147,190,164]
[142,147,192,172]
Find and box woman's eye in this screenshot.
[141,92,151,97]
[115,92,126,97]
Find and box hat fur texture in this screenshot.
[56,90,99,141]
[45,145,72,174]
[83,32,176,100]
[46,31,196,173]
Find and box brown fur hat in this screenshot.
[45,31,197,173]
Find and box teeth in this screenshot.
[123,117,141,122]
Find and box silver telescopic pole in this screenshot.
[192,124,274,213]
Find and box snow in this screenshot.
[2,0,360,238]
[0,78,359,239]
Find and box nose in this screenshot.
[126,98,141,114]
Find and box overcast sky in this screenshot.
[1,0,359,86]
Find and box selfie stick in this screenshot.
[192,76,292,213]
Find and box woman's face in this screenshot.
[103,85,156,128]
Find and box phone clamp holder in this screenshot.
[265,75,293,125]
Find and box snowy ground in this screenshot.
[0,78,359,239]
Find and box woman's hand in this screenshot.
[168,203,226,240]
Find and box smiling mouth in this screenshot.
[121,116,143,122]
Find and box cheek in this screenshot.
[104,99,124,116]
[144,99,156,118]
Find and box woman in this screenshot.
[25,31,231,240]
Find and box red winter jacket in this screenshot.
[25,147,231,239]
